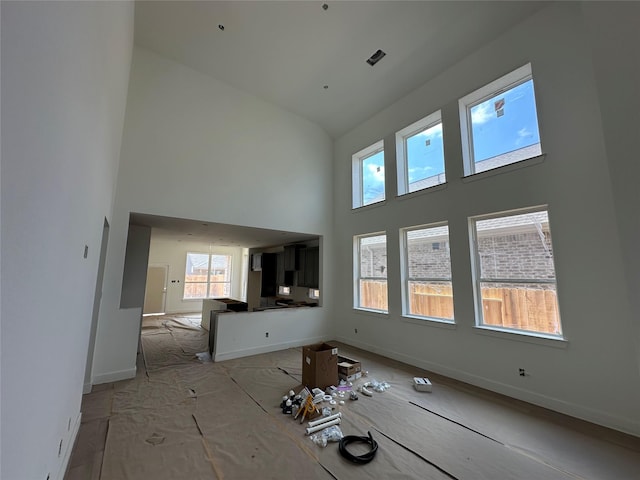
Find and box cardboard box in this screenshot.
[302,343,338,390]
[337,355,362,381]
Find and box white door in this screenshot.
[144,265,167,314]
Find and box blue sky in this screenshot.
[361,79,540,203]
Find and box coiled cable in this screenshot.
[338,431,378,464]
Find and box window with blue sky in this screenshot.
[352,140,385,208]
[396,110,445,195]
[460,63,542,175]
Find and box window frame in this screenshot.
[396,110,446,196]
[469,206,563,339]
[352,140,385,209]
[183,252,233,300]
[400,222,454,323]
[459,63,542,176]
[353,232,388,313]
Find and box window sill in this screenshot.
[401,315,456,330]
[352,199,387,212]
[462,153,546,183]
[353,307,388,317]
[397,182,448,200]
[473,325,567,349]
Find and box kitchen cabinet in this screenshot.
[283,245,300,271]
[298,247,319,288]
[260,253,277,297]
[277,252,294,286]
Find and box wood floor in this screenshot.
[65,313,640,480]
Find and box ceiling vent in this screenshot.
[366,49,386,66]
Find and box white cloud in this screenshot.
[516,127,532,145]
[416,123,443,138]
[471,102,493,125]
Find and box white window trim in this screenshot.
[468,206,564,339]
[459,63,538,176]
[400,222,454,323]
[352,140,385,209]
[353,231,388,313]
[396,110,445,196]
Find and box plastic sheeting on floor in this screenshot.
[94,314,640,480]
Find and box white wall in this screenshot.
[214,308,327,362]
[147,235,246,314]
[333,2,640,436]
[581,2,640,379]
[0,2,134,479]
[92,47,334,385]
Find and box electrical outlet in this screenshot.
[265,332,269,338]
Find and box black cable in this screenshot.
[338,431,378,464]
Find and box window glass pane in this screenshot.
[210,255,232,282]
[359,279,388,311]
[480,282,561,335]
[406,225,451,279]
[473,209,561,336]
[184,283,207,299]
[361,150,385,205]
[406,122,445,192]
[405,225,453,320]
[209,283,231,298]
[470,79,541,173]
[356,233,388,312]
[185,253,209,283]
[359,235,387,278]
[475,211,554,281]
[408,281,454,320]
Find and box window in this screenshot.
[184,252,232,299]
[354,233,388,312]
[470,208,562,337]
[396,110,446,195]
[352,140,385,208]
[401,223,454,322]
[459,63,542,176]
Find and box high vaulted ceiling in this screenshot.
[134,0,545,139]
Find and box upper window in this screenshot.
[354,233,388,312]
[459,64,542,176]
[352,140,385,208]
[401,223,454,322]
[184,252,232,299]
[469,208,562,337]
[396,110,446,195]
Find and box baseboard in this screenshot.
[334,335,640,437]
[91,367,137,385]
[83,382,93,394]
[214,335,328,362]
[56,411,82,480]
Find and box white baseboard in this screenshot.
[55,411,82,480]
[214,335,328,362]
[334,335,640,437]
[91,367,137,385]
[83,382,93,394]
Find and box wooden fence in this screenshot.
[361,281,560,335]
